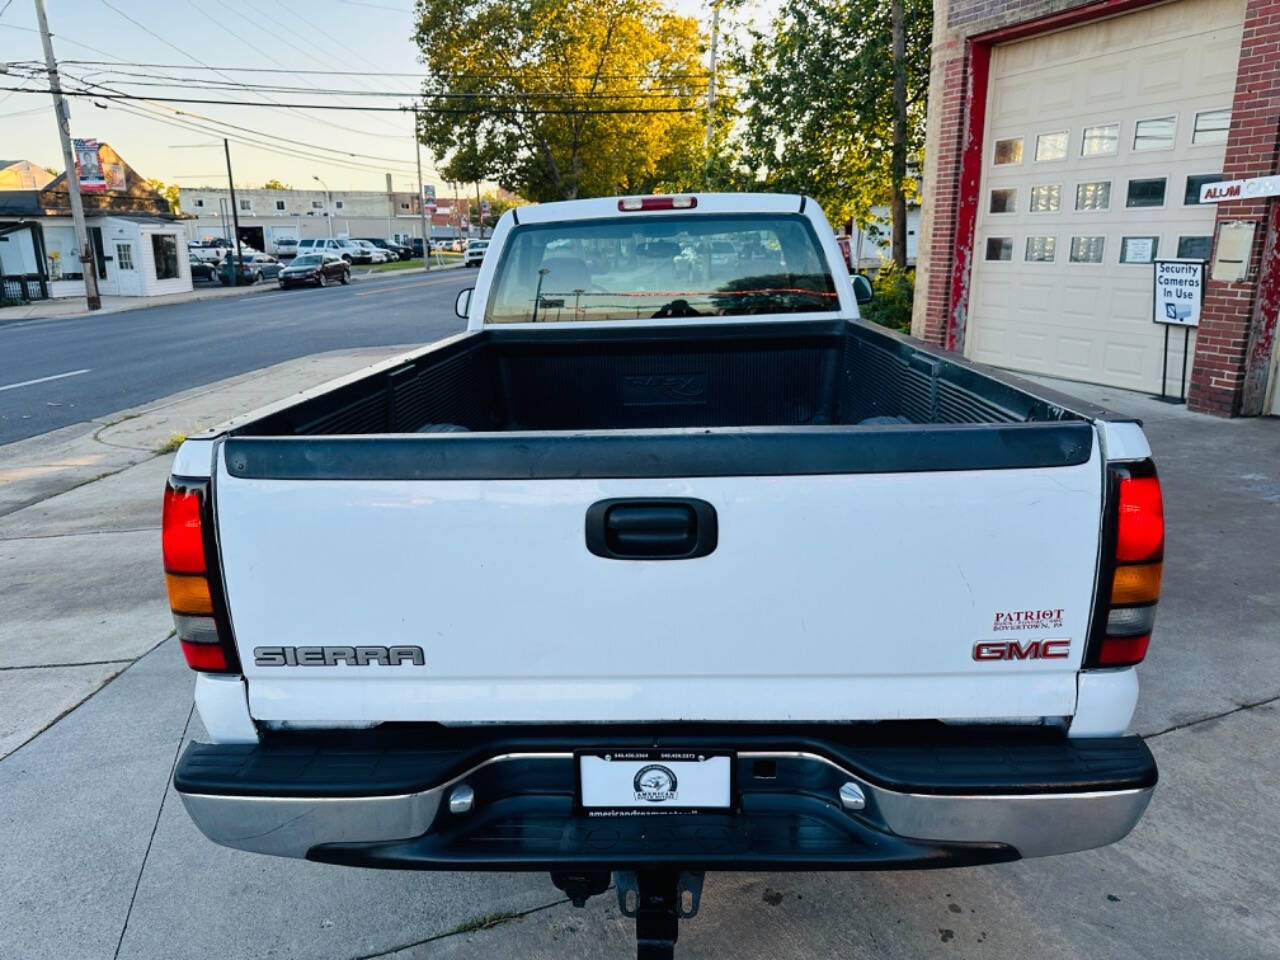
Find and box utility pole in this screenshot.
[413,108,429,271]
[224,139,241,287]
[474,181,483,238]
[385,172,393,244]
[35,0,100,310]
[704,1,720,188]
[890,0,908,270]
[453,181,462,243]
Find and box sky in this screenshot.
[0,0,763,193]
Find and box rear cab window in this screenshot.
[484,213,837,324]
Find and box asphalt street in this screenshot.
[0,271,473,446]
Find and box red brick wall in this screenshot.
[1187,0,1280,416]
[918,41,970,347]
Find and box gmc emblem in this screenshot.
[973,639,1070,661]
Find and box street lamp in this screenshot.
[313,175,333,238]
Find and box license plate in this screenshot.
[577,750,733,814]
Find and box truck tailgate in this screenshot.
[213,439,1104,725]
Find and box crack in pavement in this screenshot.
[114,702,194,960]
[0,528,156,542]
[0,658,135,671]
[350,895,581,959]
[1143,692,1280,740]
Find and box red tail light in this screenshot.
[163,480,238,673]
[617,196,697,211]
[1086,461,1163,669]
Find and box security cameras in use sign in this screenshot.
[1152,260,1204,327]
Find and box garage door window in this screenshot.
[985,237,1013,261]
[1120,236,1159,264]
[1081,123,1119,157]
[1035,131,1069,162]
[1192,109,1231,145]
[1030,185,1061,212]
[994,138,1023,165]
[1133,116,1176,152]
[1025,236,1056,262]
[989,188,1018,214]
[1126,177,1167,208]
[1177,235,1212,260]
[1069,236,1105,263]
[1075,181,1112,211]
[1184,173,1222,205]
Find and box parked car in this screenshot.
[272,236,299,259]
[189,257,217,283]
[410,238,429,258]
[296,237,362,263]
[168,193,1161,958]
[463,239,489,267]
[191,238,260,262]
[277,253,350,288]
[359,238,411,261]
[217,253,283,285]
[449,238,466,253]
[351,239,389,264]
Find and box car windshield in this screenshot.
[292,255,322,266]
[484,213,837,323]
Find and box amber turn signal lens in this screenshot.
[165,573,214,615]
[1111,562,1163,605]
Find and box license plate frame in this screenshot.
[575,749,737,816]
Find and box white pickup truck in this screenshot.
[165,194,1161,955]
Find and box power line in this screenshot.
[2,84,707,115]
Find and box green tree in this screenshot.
[730,0,931,266]
[412,0,707,201]
[262,178,291,190]
[144,178,181,213]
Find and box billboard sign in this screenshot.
[421,183,437,212]
[73,138,105,192]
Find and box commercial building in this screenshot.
[0,144,192,301]
[913,0,1280,416]
[177,186,475,253]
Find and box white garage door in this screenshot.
[966,0,1244,392]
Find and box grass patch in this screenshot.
[447,911,522,935]
[367,252,464,274]
[156,431,186,454]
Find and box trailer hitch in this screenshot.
[553,868,704,958]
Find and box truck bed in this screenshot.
[215,319,1106,440]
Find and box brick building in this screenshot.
[913,0,1280,416]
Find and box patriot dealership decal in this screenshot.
[992,608,1064,632]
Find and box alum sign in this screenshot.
[1152,260,1203,327]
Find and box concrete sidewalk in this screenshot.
[0,345,414,759]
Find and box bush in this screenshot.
[860,263,915,333]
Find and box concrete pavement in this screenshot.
[0,365,1277,958]
[0,346,416,759]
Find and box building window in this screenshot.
[1069,236,1105,263]
[1035,131,1069,162]
[115,243,134,270]
[335,200,344,210]
[1177,235,1212,260]
[1184,173,1222,205]
[989,188,1017,214]
[1075,181,1111,211]
[1193,109,1231,145]
[151,233,180,279]
[400,202,410,210]
[985,237,1013,261]
[275,200,286,212]
[193,198,205,208]
[311,200,323,209]
[1126,177,1167,208]
[1133,116,1176,151]
[1025,236,1056,262]
[238,198,252,212]
[1120,236,1159,264]
[1080,123,1119,157]
[993,138,1023,165]
[1030,184,1061,212]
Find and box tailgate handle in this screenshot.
[585,498,717,560]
